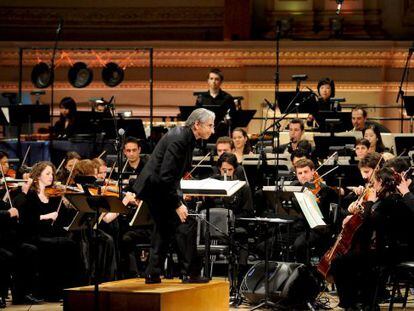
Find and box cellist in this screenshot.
[329,166,414,310]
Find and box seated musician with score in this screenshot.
[232,128,253,163]
[328,166,414,310]
[214,136,246,181]
[290,159,339,264]
[209,152,254,283]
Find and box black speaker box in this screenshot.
[240,261,320,305]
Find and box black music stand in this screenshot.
[314,111,353,133]
[277,91,317,114]
[65,192,127,311]
[394,135,414,156]
[317,164,365,187]
[313,135,356,160]
[231,110,257,128]
[403,96,414,132]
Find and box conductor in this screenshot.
[133,108,215,284]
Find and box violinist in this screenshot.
[70,159,119,282]
[344,152,382,207]
[56,151,81,183]
[0,151,13,178]
[384,157,414,212]
[330,166,414,310]
[291,159,339,264]
[13,161,80,301]
[92,157,108,180]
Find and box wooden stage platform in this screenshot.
[64,278,229,311]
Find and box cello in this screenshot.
[317,155,383,282]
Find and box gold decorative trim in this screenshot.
[1,81,413,92]
[0,47,412,68]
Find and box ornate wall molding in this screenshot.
[1,81,412,92]
[0,41,413,68]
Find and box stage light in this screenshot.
[31,62,53,89]
[68,62,93,88]
[102,62,124,87]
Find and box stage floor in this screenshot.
[3,286,414,310]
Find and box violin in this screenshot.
[45,184,83,197]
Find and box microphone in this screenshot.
[118,128,125,137]
[264,98,276,110]
[336,0,344,15]
[56,17,63,35]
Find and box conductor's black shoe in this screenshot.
[145,274,161,284]
[181,275,210,283]
[12,294,43,305]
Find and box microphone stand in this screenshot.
[396,47,413,132]
[107,96,124,200]
[50,19,63,129]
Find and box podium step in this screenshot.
[64,278,229,311]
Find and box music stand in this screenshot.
[231,110,256,128]
[403,96,414,132]
[277,91,317,114]
[317,164,365,187]
[101,117,146,140]
[394,135,414,156]
[314,111,353,133]
[314,135,356,160]
[65,192,128,311]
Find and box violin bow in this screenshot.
[186,152,211,178]
[0,160,16,212]
[315,151,338,173]
[52,159,78,226]
[97,150,107,159]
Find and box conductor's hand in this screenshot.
[176,204,188,223]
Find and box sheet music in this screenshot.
[294,190,326,229]
[180,178,246,196]
[1,107,9,124]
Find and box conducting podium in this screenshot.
[180,178,246,278]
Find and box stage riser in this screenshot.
[64,278,229,311]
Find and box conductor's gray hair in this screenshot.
[185,108,215,127]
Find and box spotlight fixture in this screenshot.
[31,62,53,88]
[68,62,93,88]
[102,62,124,87]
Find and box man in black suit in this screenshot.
[133,108,215,284]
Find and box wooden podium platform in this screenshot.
[64,278,229,311]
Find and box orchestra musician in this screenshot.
[212,152,253,282]
[232,128,253,163]
[52,97,78,139]
[13,162,80,301]
[351,107,391,133]
[123,137,147,176]
[354,138,370,161]
[290,159,339,264]
[307,77,339,126]
[329,166,414,310]
[363,124,387,154]
[196,68,235,139]
[214,136,246,181]
[133,108,215,284]
[56,151,81,183]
